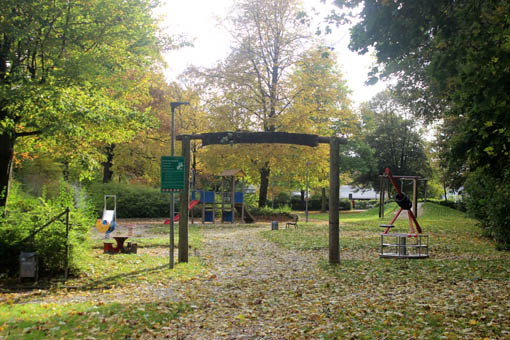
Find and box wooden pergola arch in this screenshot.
[176,132,347,264]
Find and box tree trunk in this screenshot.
[321,187,327,212]
[63,160,70,182]
[0,130,15,208]
[258,164,270,207]
[102,144,115,183]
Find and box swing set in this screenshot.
[379,168,429,259]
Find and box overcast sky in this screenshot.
[158,0,388,106]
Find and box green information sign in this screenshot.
[161,156,185,192]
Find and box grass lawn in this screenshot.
[1,205,509,339]
[262,202,510,339]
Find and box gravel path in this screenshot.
[161,225,338,339]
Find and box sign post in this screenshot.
[161,156,185,268]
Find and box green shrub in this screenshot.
[290,197,351,211]
[249,206,293,218]
[87,182,171,218]
[464,169,510,250]
[0,182,92,277]
[354,200,378,209]
[273,192,291,208]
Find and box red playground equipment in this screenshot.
[164,199,200,224]
[379,168,429,259]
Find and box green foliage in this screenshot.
[87,182,171,218]
[334,0,510,244]
[464,169,510,250]
[0,0,167,206]
[353,199,378,210]
[289,197,351,211]
[248,205,293,218]
[15,154,64,198]
[353,91,431,190]
[273,192,291,208]
[0,182,93,276]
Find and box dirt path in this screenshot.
[162,225,338,339]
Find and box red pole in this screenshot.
[385,168,402,196]
[408,210,422,234]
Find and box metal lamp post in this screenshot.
[169,101,189,269]
[305,161,311,223]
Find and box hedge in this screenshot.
[87,182,171,218]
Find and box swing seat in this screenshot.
[379,224,394,228]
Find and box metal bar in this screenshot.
[19,209,69,245]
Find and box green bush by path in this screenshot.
[464,168,510,250]
[0,182,93,277]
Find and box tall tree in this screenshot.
[353,91,431,190]
[191,0,312,207]
[0,0,165,207]
[333,0,510,177]
[333,0,510,247]
[112,75,208,185]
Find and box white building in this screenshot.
[340,185,377,200]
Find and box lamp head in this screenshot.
[170,101,190,110]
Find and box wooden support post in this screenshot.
[231,176,235,224]
[329,137,340,264]
[64,207,70,280]
[221,178,225,223]
[179,136,190,263]
[241,177,245,222]
[379,176,384,218]
[413,178,418,218]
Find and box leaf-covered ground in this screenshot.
[1,203,509,339]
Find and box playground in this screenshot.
[1,203,509,339]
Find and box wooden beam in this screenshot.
[413,178,418,218]
[379,175,384,218]
[178,135,191,263]
[329,137,340,264]
[176,132,347,145]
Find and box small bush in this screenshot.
[87,182,171,218]
[290,197,351,211]
[273,192,291,208]
[249,206,293,219]
[354,200,378,210]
